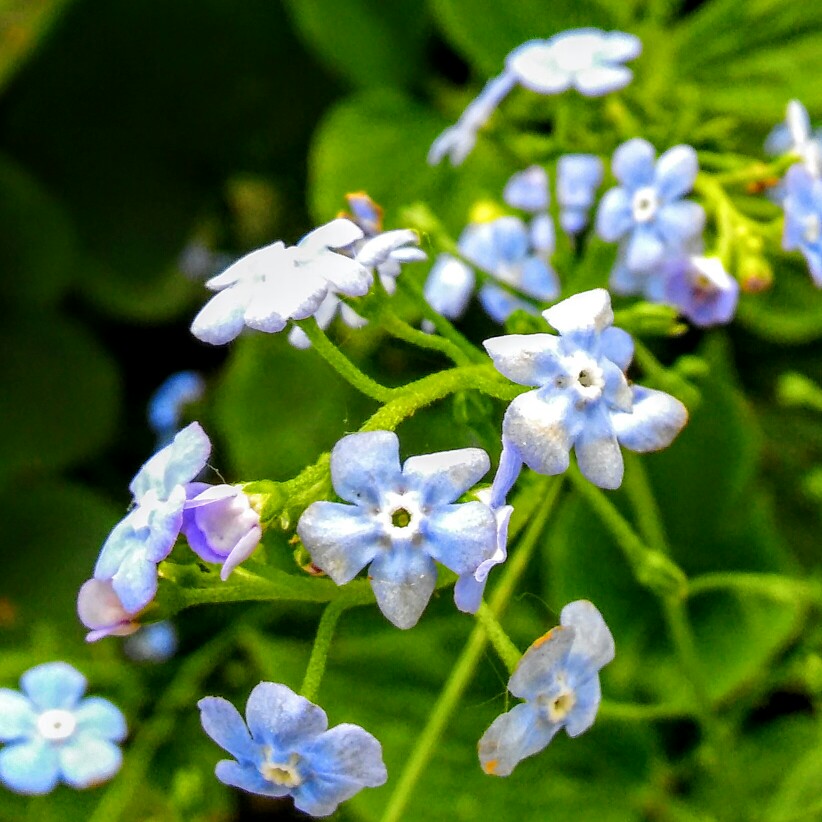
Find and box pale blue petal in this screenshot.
[356,230,419,269]
[453,573,486,614]
[542,288,614,336]
[215,759,290,797]
[655,145,699,202]
[422,502,496,574]
[245,682,328,751]
[506,41,569,94]
[612,139,656,188]
[369,545,437,629]
[484,333,563,386]
[299,219,363,255]
[21,662,86,711]
[489,443,524,508]
[428,123,476,166]
[574,64,632,96]
[599,31,642,62]
[94,517,142,580]
[595,187,633,241]
[479,284,532,322]
[765,123,792,156]
[625,226,665,271]
[508,625,575,700]
[198,696,256,762]
[564,674,602,737]
[489,217,530,263]
[0,690,36,741]
[558,154,603,209]
[111,554,158,614]
[295,724,386,816]
[656,201,705,245]
[58,736,122,788]
[0,739,60,795]
[307,252,372,297]
[504,166,549,212]
[574,405,623,489]
[424,254,475,319]
[143,493,186,561]
[190,285,249,346]
[609,251,647,296]
[148,371,205,436]
[602,359,633,411]
[561,208,588,234]
[612,386,688,452]
[478,702,560,776]
[600,327,634,371]
[74,698,127,742]
[529,213,555,253]
[502,390,580,476]
[296,502,381,585]
[402,448,490,505]
[519,256,559,301]
[561,600,616,679]
[330,431,402,506]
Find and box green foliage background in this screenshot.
[2,1,822,820]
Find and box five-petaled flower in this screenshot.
[766,99,822,179]
[0,662,126,794]
[90,421,211,617]
[783,163,822,287]
[191,219,372,346]
[664,255,739,326]
[478,600,614,776]
[297,431,497,629]
[596,138,705,298]
[429,29,641,166]
[485,289,688,497]
[198,682,386,817]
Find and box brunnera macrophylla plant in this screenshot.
[4,18,821,822]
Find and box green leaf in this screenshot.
[283,0,430,88]
[429,0,617,77]
[0,312,121,480]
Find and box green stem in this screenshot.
[379,478,562,822]
[300,599,347,702]
[598,699,692,722]
[566,462,687,599]
[295,318,395,402]
[476,601,521,673]
[687,572,822,604]
[710,154,795,187]
[622,452,670,554]
[380,307,473,365]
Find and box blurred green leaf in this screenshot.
[283,0,430,88]
[0,312,121,480]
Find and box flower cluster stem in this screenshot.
[300,599,347,703]
[475,601,521,673]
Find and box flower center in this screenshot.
[260,752,302,788]
[551,39,597,74]
[803,213,821,244]
[377,491,424,540]
[631,187,659,223]
[37,709,77,742]
[546,690,577,722]
[391,508,412,528]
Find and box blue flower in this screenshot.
[198,682,386,817]
[664,255,739,327]
[92,422,211,616]
[147,371,205,444]
[425,216,559,325]
[557,154,604,234]
[596,139,705,291]
[0,662,126,794]
[485,289,688,496]
[297,431,497,629]
[478,600,614,776]
[429,30,640,166]
[783,163,822,286]
[124,621,178,663]
[454,489,513,614]
[504,166,550,213]
[191,219,372,346]
[765,100,822,178]
[182,483,263,580]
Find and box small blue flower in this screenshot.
[485,289,688,496]
[664,256,739,327]
[765,100,822,177]
[478,600,614,776]
[424,216,559,325]
[92,422,211,616]
[783,163,822,287]
[191,219,372,346]
[557,154,604,234]
[198,682,386,817]
[504,166,550,213]
[124,621,178,663]
[182,483,263,580]
[297,431,497,629]
[454,489,513,614]
[429,30,640,166]
[0,662,126,794]
[596,138,705,288]
[147,371,205,444]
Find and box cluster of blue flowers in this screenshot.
[7,23,821,818]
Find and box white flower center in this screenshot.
[631,187,659,223]
[555,353,605,404]
[551,38,598,74]
[260,751,302,788]
[537,675,577,723]
[37,709,77,742]
[803,213,821,245]
[376,491,424,540]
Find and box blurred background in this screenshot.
[3,1,822,820]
